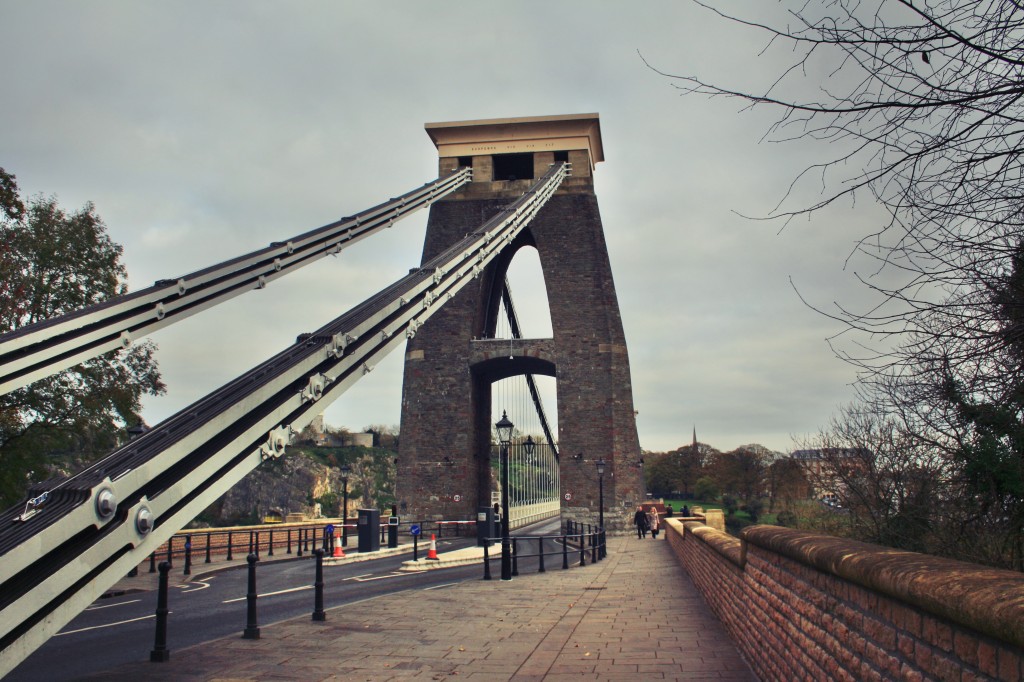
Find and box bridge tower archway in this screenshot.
[397,114,642,533]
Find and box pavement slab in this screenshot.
[81,536,757,681]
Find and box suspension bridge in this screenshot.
[0,113,642,674]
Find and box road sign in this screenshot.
[564,493,572,501]
[324,523,335,534]
[453,494,462,502]
[410,524,421,536]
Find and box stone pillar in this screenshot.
[400,115,640,533]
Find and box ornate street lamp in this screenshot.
[340,464,351,547]
[595,458,606,559]
[495,411,514,581]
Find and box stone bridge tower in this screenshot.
[396,114,642,532]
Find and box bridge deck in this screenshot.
[82,535,756,681]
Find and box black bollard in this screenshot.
[242,553,260,639]
[255,531,261,559]
[412,533,419,562]
[562,534,569,570]
[150,561,171,662]
[149,551,156,573]
[227,531,234,561]
[287,528,293,555]
[579,534,586,567]
[248,531,254,556]
[538,537,546,573]
[482,542,492,580]
[205,532,212,564]
[268,529,274,557]
[312,549,326,621]
[183,535,192,576]
[591,531,598,564]
[166,536,174,568]
[512,538,519,577]
[297,528,303,557]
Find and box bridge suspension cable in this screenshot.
[0,168,472,396]
[499,279,559,459]
[0,161,569,675]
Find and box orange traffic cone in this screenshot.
[426,533,440,561]
[333,539,345,558]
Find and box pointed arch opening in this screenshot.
[492,245,553,340]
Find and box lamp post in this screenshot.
[595,458,606,559]
[524,435,536,505]
[340,464,351,547]
[495,411,514,581]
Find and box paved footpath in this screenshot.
[85,535,757,681]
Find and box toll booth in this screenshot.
[357,508,380,552]
[477,506,496,547]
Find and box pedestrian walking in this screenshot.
[647,506,661,539]
[633,505,648,539]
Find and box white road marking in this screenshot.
[222,585,312,604]
[85,599,141,611]
[56,613,162,636]
[348,572,406,582]
[182,580,212,593]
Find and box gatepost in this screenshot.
[477,506,495,547]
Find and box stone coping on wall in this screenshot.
[739,524,1024,651]
[678,519,743,567]
[671,516,1024,652]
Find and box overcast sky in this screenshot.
[0,2,890,454]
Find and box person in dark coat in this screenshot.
[633,505,648,538]
[681,504,690,517]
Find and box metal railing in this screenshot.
[147,518,483,573]
[479,522,605,580]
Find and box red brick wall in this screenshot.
[665,519,1024,681]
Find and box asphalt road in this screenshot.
[8,519,566,681]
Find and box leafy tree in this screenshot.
[364,423,400,449]
[0,168,24,221]
[710,444,772,506]
[642,452,676,497]
[742,498,765,524]
[0,182,164,507]
[767,457,810,512]
[693,475,720,502]
[940,243,1024,569]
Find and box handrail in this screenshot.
[480,524,606,579]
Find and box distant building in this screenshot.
[305,414,374,448]
[791,448,869,504]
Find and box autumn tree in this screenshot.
[716,444,770,507]
[767,457,810,513]
[654,2,1024,567]
[799,404,948,553]
[0,174,164,507]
